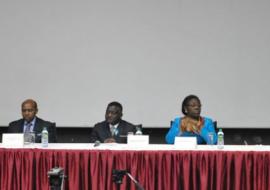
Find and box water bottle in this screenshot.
[41,127,49,147]
[135,125,143,135]
[217,128,224,149]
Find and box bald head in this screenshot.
[21,99,38,110]
[21,99,38,122]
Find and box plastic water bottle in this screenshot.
[135,126,143,135]
[217,128,224,149]
[41,127,49,147]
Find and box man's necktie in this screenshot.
[110,125,115,136]
[110,125,118,136]
[25,122,32,133]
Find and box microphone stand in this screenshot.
[126,172,144,190]
[112,169,144,190]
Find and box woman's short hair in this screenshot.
[181,95,201,115]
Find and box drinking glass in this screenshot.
[207,132,214,145]
[24,132,35,145]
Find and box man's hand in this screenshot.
[104,138,116,143]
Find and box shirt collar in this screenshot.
[109,123,119,129]
[24,117,37,126]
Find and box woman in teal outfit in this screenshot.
[166,95,217,144]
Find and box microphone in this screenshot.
[112,169,128,176]
[94,140,101,147]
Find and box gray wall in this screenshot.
[1,1,270,128]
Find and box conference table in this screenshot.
[0,143,270,190]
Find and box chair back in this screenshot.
[213,121,218,132]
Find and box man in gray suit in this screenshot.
[8,99,57,143]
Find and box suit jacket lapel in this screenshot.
[117,120,124,135]
[104,122,112,137]
[18,119,24,133]
[34,117,43,134]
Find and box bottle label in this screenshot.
[218,134,223,141]
[41,129,49,147]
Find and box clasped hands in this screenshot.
[181,118,201,134]
[183,125,200,134]
[104,138,116,143]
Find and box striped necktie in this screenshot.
[25,122,32,133]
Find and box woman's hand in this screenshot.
[181,117,201,134]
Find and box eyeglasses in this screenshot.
[187,104,202,108]
[22,109,35,112]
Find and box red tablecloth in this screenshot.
[0,148,270,190]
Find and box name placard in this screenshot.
[127,135,149,145]
[174,137,197,149]
[2,133,24,148]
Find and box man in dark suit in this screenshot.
[8,99,57,143]
[90,101,136,143]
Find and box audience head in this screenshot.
[182,95,201,119]
[105,101,123,125]
[21,99,38,122]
